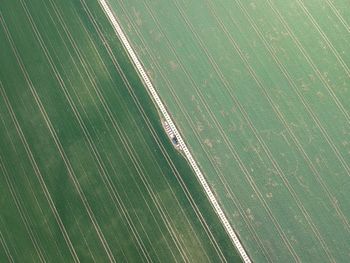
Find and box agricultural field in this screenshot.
[108,0,350,262]
[0,0,241,262]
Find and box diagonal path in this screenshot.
[97,0,251,262]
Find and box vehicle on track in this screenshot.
[163,120,181,150]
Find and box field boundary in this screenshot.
[97,1,251,262]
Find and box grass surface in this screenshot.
[108,0,350,261]
[0,0,241,262]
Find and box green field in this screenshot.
[108,0,350,262]
[0,0,241,262]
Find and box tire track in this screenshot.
[3,4,116,261]
[227,0,350,232]
[78,2,224,261]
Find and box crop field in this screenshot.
[0,0,241,262]
[108,0,350,262]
